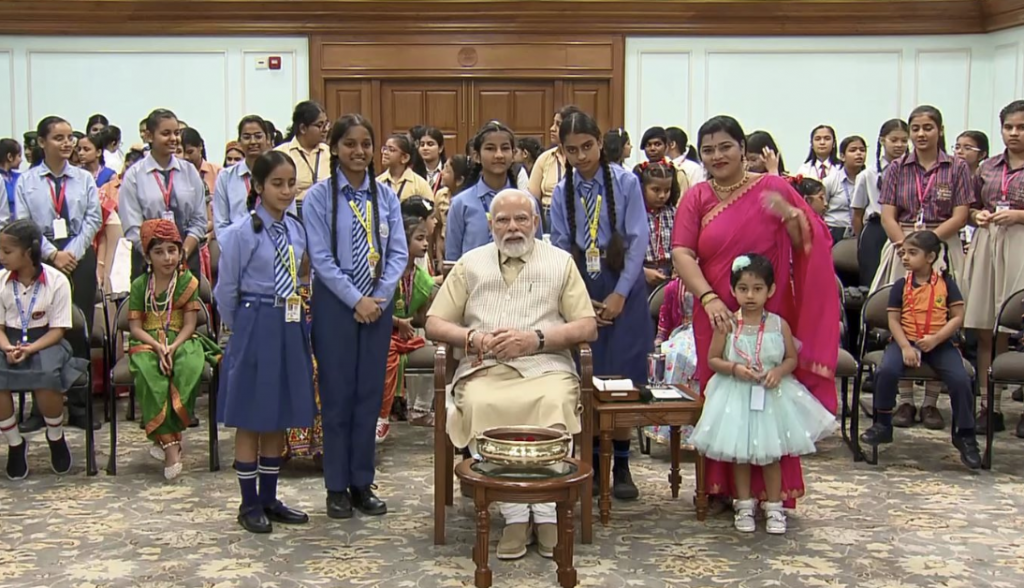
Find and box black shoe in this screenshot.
[612,464,639,501]
[6,441,28,480]
[68,413,101,431]
[952,434,982,470]
[264,501,309,524]
[1017,414,1024,439]
[592,457,599,497]
[976,410,1005,434]
[47,435,73,475]
[326,490,353,519]
[350,485,387,516]
[892,404,917,428]
[238,506,273,533]
[1013,387,1023,402]
[188,413,200,428]
[18,413,44,434]
[859,423,894,446]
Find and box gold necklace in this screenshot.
[710,171,749,194]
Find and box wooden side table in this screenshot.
[454,458,593,588]
[580,390,707,527]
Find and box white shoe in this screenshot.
[733,499,756,533]
[375,418,390,444]
[163,462,183,481]
[764,501,787,534]
[149,445,164,461]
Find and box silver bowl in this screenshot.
[476,426,571,467]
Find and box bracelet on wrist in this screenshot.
[730,363,738,377]
[700,292,720,308]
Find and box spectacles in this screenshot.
[241,133,266,142]
[954,144,982,153]
[492,214,534,228]
[312,120,329,130]
[381,146,397,154]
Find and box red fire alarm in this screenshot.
[268,56,282,70]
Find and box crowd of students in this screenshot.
[0,95,1022,538]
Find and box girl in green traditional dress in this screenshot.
[376,214,434,443]
[128,218,221,480]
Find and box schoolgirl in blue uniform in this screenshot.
[303,114,408,519]
[445,121,541,261]
[215,151,315,533]
[550,110,652,500]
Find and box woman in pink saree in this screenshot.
[671,115,839,508]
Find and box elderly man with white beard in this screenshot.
[426,188,597,561]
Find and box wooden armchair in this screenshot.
[433,342,594,546]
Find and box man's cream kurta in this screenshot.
[428,239,595,448]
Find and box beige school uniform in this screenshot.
[378,168,434,202]
[528,146,565,209]
[427,240,595,448]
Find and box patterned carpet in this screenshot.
[2,397,1024,588]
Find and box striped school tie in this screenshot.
[268,222,294,298]
[344,185,374,296]
[480,190,496,215]
[580,180,600,279]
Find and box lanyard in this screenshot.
[298,150,321,184]
[904,271,939,341]
[400,272,414,311]
[46,176,66,216]
[556,156,563,181]
[914,167,938,208]
[269,229,298,291]
[349,198,378,259]
[242,173,251,196]
[12,279,43,344]
[396,180,406,200]
[580,194,603,247]
[650,211,667,260]
[153,169,175,210]
[733,311,767,372]
[1001,164,1023,201]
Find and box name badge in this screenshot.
[996,200,1011,213]
[586,246,601,274]
[52,218,68,240]
[914,210,926,231]
[368,251,381,274]
[285,295,302,323]
[161,210,175,221]
[936,184,952,200]
[750,385,766,411]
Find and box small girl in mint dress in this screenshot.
[689,253,834,536]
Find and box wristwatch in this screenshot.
[535,329,545,351]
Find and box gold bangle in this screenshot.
[701,293,720,308]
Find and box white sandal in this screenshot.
[149,444,164,461]
[161,441,183,481]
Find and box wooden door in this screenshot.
[323,79,375,121]
[380,80,466,163]
[470,81,555,146]
[560,80,613,133]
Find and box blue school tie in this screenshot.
[580,180,600,278]
[268,222,294,299]
[343,185,374,296]
[480,190,496,215]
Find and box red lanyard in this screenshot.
[1001,164,1023,201]
[47,176,66,215]
[651,213,666,260]
[914,167,938,208]
[152,169,175,209]
[904,271,939,341]
[243,173,251,195]
[733,311,767,371]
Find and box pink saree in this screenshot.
[672,174,839,506]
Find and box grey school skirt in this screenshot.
[0,327,89,393]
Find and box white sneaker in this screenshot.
[764,501,787,534]
[375,418,390,444]
[733,499,756,533]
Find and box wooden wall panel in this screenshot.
[0,1,995,36]
[983,0,1024,31]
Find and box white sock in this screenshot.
[44,415,64,442]
[0,415,22,446]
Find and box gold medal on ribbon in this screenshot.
[368,250,381,273]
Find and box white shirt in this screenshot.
[851,158,890,219]
[822,168,857,228]
[672,156,705,187]
[796,159,839,181]
[105,149,125,175]
[0,264,73,331]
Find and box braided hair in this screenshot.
[328,114,383,282]
[465,121,518,191]
[246,151,297,234]
[560,111,626,274]
[633,159,681,208]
